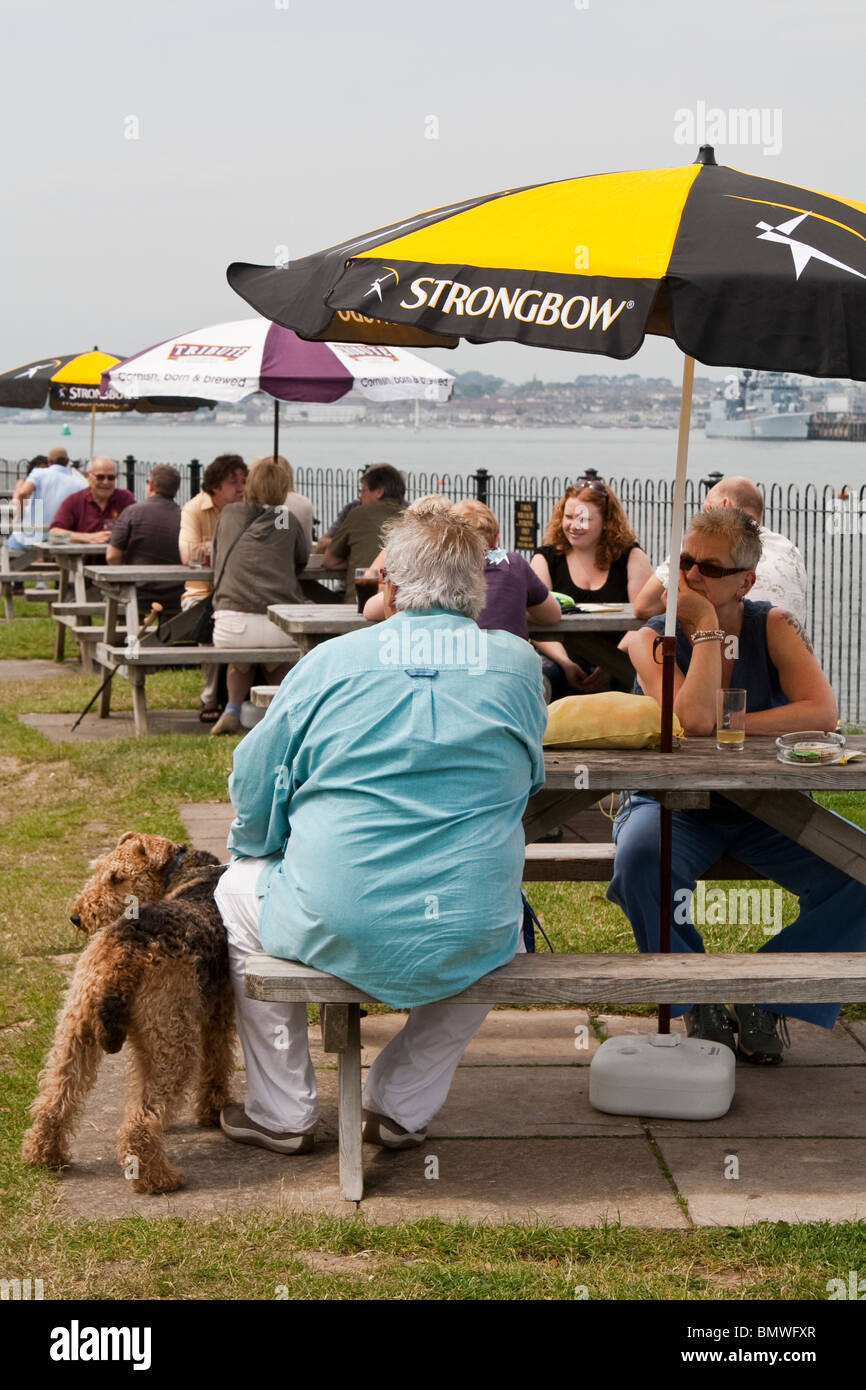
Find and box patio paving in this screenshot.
[53,1005,866,1226]
[46,799,866,1227]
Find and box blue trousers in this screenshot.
[606,794,866,1028]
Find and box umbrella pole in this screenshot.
[89,404,96,460]
[657,354,695,1035]
[273,400,280,459]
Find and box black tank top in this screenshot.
[534,543,638,604]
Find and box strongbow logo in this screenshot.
[363,267,400,302]
[756,212,866,282]
[167,343,250,360]
[399,278,631,331]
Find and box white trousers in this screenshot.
[214,857,521,1134]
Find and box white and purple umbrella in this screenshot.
[102,317,454,453]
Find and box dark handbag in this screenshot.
[156,514,258,646]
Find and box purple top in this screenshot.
[478,550,549,639]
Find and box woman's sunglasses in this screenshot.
[678,552,746,579]
[574,479,608,498]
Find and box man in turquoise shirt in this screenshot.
[215,500,546,1154]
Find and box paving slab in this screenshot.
[0,658,79,681]
[648,1066,866,1138]
[657,1137,866,1225]
[57,1052,353,1219]
[432,1066,642,1137]
[179,801,233,862]
[360,1137,687,1227]
[347,1009,596,1068]
[20,710,210,742]
[846,1021,866,1053]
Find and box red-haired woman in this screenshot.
[530,479,652,699]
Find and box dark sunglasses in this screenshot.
[574,479,608,498]
[91,473,116,481]
[678,552,745,579]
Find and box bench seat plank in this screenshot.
[245,951,866,1006]
[97,644,298,665]
[522,843,764,882]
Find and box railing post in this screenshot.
[473,467,489,505]
[189,458,201,498]
[123,454,136,494]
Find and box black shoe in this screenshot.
[684,1004,737,1053]
[730,1005,790,1065]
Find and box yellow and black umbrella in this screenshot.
[228,147,866,379]
[0,347,214,455]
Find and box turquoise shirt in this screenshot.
[226,608,546,1007]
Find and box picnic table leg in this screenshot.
[53,569,69,662]
[130,668,149,736]
[338,1004,363,1202]
[2,582,13,622]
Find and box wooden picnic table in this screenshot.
[526,736,866,885]
[267,602,642,673]
[246,734,866,1201]
[35,542,109,667]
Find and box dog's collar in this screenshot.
[163,846,188,891]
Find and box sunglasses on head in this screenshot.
[574,479,608,498]
[678,552,745,579]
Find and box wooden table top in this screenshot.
[541,736,866,791]
[37,542,108,558]
[268,603,640,637]
[84,565,206,585]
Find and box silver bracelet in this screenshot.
[691,628,725,644]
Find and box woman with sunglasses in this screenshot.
[530,480,652,699]
[607,506,862,1067]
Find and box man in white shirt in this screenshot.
[633,475,808,625]
[6,449,88,567]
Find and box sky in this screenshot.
[1,0,864,385]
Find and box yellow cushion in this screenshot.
[543,691,684,748]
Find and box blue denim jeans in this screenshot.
[606,793,866,1028]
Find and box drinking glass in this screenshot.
[716,688,747,751]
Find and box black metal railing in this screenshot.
[2,455,863,722]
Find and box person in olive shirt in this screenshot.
[323,464,406,601]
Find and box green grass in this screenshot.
[2,624,866,1300]
[1,1213,864,1301]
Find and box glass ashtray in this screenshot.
[776,731,846,765]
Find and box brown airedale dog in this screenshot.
[22,832,234,1194]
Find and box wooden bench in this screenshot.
[245,951,866,1200]
[93,643,300,735]
[522,843,764,881]
[0,566,61,619]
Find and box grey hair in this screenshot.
[687,507,762,570]
[382,505,487,618]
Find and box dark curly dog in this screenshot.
[22,833,234,1194]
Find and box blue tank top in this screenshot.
[640,600,788,711]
